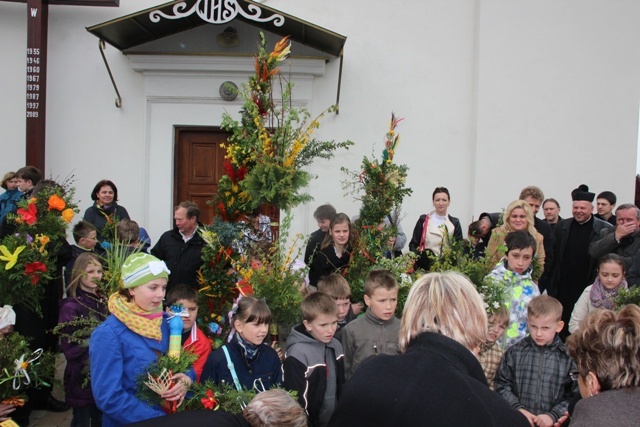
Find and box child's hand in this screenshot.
[518,409,536,426]
[534,413,554,427]
[352,302,364,316]
[162,373,193,407]
[553,412,569,427]
[271,341,284,361]
[0,403,16,421]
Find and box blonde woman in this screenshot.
[330,272,529,427]
[486,200,545,279]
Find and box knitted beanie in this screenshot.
[121,253,170,289]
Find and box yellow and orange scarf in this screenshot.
[108,293,163,341]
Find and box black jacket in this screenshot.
[329,332,530,427]
[548,216,612,297]
[150,226,205,290]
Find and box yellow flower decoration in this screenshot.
[0,245,26,270]
[36,234,50,253]
[61,208,75,223]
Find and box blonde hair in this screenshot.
[68,252,103,297]
[243,389,308,427]
[399,272,487,352]
[489,305,510,327]
[503,200,537,234]
[566,305,640,391]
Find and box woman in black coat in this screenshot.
[329,272,530,427]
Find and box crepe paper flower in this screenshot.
[1,396,26,407]
[0,245,26,270]
[12,348,43,390]
[61,208,75,223]
[47,194,66,211]
[16,203,38,226]
[200,389,218,410]
[25,261,47,285]
[269,36,291,63]
[36,234,50,253]
[208,322,222,335]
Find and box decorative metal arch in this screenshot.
[149,0,285,26]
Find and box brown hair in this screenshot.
[318,273,351,300]
[527,295,563,322]
[313,204,336,221]
[320,213,354,249]
[364,269,398,297]
[233,296,271,326]
[519,186,545,202]
[165,283,198,306]
[301,292,338,322]
[175,201,200,220]
[72,220,97,243]
[91,179,119,202]
[116,219,140,245]
[566,306,640,391]
[1,172,16,190]
[68,252,103,297]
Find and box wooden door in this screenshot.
[174,127,227,226]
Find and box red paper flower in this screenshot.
[25,261,47,285]
[200,389,217,410]
[17,202,38,225]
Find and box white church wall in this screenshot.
[1,0,639,246]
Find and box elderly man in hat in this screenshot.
[548,184,612,337]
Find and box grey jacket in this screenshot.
[571,387,640,427]
[341,309,400,380]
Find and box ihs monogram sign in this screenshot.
[150,0,285,26]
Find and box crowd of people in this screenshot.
[1,166,639,427]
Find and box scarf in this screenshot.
[236,332,259,361]
[108,293,164,341]
[590,276,627,310]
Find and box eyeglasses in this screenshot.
[569,370,580,382]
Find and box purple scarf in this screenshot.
[590,276,627,310]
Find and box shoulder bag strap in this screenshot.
[222,345,243,391]
[418,214,430,251]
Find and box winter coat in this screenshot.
[486,225,546,279]
[308,245,351,289]
[341,308,400,380]
[485,261,540,349]
[570,387,640,427]
[58,289,108,408]
[329,332,530,427]
[548,216,612,298]
[150,226,205,290]
[0,188,22,223]
[83,203,130,240]
[283,325,344,427]
[201,335,281,390]
[589,228,640,272]
[89,313,197,427]
[409,212,462,271]
[304,228,327,265]
[494,335,577,423]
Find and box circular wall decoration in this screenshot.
[219,81,238,101]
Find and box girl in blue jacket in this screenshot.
[89,253,196,427]
[201,297,282,391]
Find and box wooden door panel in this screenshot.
[174,127,227,226]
